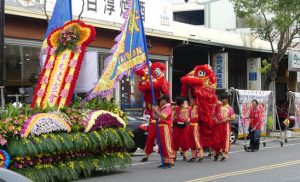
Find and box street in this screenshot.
[80,137,300,182]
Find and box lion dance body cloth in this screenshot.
[135,62,170,156]
[180,64,218,148]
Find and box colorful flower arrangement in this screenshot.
[84,110,126,133]
[0,98,134,181]
[55,26,80,56]
[21,113,72,138]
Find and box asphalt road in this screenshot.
[79,137,300,182]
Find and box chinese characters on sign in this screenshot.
[87,0,97,12]
[213,53,228,89]
[140,1,145,21]
[120,0,129,17]
[104,0,115,15]
[8,0,173,33]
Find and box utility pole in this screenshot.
[0,0,4,85]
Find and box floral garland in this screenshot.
[55,26,80,56]
[0,149,10,168]
[21,113,71,138]
[31,20,96,109]
[84,110,126,133]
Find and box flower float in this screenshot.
[0,98,134,182]
[21,113,71,138]
[31,20,96,109]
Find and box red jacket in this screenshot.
[159,103,173,125]
[250,107,263,130]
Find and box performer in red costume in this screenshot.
[187,96,204,162]
[173,97,190,160]
[213,93,235,161]
[135,62,170,162]
[181,64,218,149]
[153,94,175,168]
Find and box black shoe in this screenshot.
[197,158,204,162]
[220,157,226,161]
[141,157,148,162]
[213,154,219,161]
[157,163,166,168]
[187,158,196,162]
[183,156,187,161]
[167,163,175,168]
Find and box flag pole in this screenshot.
[136,0,165,167]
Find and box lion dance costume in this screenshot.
[135,62,171,157]
[181,64,217,149]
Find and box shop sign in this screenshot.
[288,50,300,71]
[247,58,261,90]
[212,53,228,89]
[5,0,173,33]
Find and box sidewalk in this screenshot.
[269,130,300,138]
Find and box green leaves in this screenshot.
[7,129,134,157]
[14,153,131,182]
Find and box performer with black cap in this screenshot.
[212,93,235,161]
[152,94,175,168]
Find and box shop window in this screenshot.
[22,46,41,85]
[3,45,22,86]
[3,44,41,104]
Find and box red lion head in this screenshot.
[181,64,216,97]
[135,62,170,119]
[136,62,170,96]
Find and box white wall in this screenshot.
[209,0,236,31]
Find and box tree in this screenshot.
[230,0,300,90]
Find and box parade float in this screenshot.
[0,18,134,182]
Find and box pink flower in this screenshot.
[41,76,49,84]
[14,130,18,135]
[13,120,19,125]
[0,138,7,145]
[37,89,45,97]
[66,109,71,114]
[8,125,15,131]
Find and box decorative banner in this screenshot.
[32,20,96,108]
[247,58,261,90]
[237,89,272,136]
[212,53,228,89]
[292,92,300,129]
[85,0,148,101]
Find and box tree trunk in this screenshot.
[263,62,278,90]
